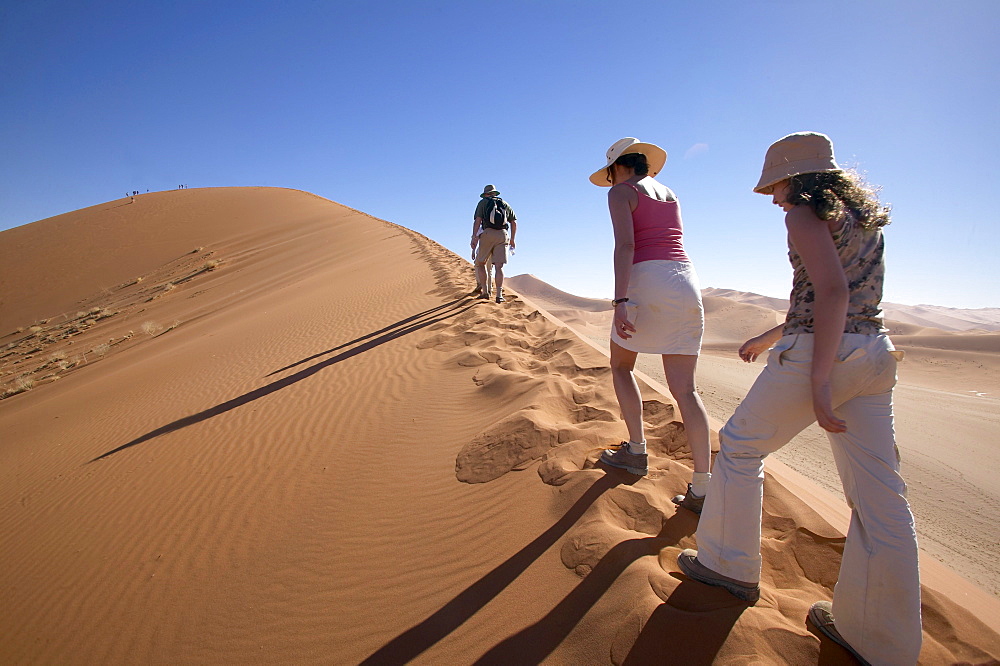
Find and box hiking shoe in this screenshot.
[677,549,760,604]
[477,291,491,300]
[599,442,648,476]
[496,289,505,303]
[672,484,705,514]
[808,601,871,665]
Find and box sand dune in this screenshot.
[1,190,998,664]
[702,286,1000,333]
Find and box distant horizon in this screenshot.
[509,271,1000,314]
[5,184,998,313]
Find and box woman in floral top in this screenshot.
[677,133,921,666]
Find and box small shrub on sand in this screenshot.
[163,282,176,292]
[4,374,37,397]
[202,259,221,271]
[141,321,162,336]
[91,343,110,357]
[49,350,67,362]
[28,326,42,335]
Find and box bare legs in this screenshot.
[475,263,501,296]
[609,343,712,474]
[610,341,644,443]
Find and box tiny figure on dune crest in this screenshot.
[471,184,517,303]
[590,138,713,511]
[678,132,920,666]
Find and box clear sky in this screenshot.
[2,1,998,308]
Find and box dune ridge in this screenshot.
[1,189,998,664]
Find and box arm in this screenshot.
[738,324,784,362]
[508,219,517,250]
[785,206,850,432]
[609,184,638,337]
[471,217,482,251]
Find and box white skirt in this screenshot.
[611,260,704,355]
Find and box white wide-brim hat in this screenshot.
[589,138,667,187]
[754,132,842,194]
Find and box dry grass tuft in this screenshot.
[2,373,35,398]
[141,321,162,336]
[202,259,221,271]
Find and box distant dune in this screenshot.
[1,192,997,664]
[703,287,1000,333]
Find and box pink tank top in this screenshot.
[624,183,689,263]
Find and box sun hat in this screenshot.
[589,138,668,187]
[481,184,500,198]
[754,132,842,194]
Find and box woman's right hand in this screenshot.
[738,334,772,363]
[614,303,635,339]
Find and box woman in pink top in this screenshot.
[589,138,712,513]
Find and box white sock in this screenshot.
[691,472,711,497]
[626,440,646,454]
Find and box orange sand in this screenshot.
[1,188,997,664]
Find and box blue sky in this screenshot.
[2,1,998,307]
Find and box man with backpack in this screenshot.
[471,184,517,303]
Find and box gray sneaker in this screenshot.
[599,442,648,476]
[677,549,760,604]
[808,601,872,665]
[672,484,705,514]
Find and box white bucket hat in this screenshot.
[754,132,842,194]
[589,138,667,187]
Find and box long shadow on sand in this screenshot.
[264,299,468,376]
[619,580,746,665]
[360,472,629,665]
[89,297,478,462]
[472,508,713,664]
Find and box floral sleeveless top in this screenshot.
[783,211,886,335]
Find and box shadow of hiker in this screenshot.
[359,473,624,665]
[265,300,466,376]
[620,579,748,666]
[472,510,699,665]
[89,297,477,462]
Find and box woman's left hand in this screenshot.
[614,303,635,339]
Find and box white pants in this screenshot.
[696,333,921,665]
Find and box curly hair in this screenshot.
[787,170,891,229]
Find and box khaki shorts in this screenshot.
[475,227,509,266]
